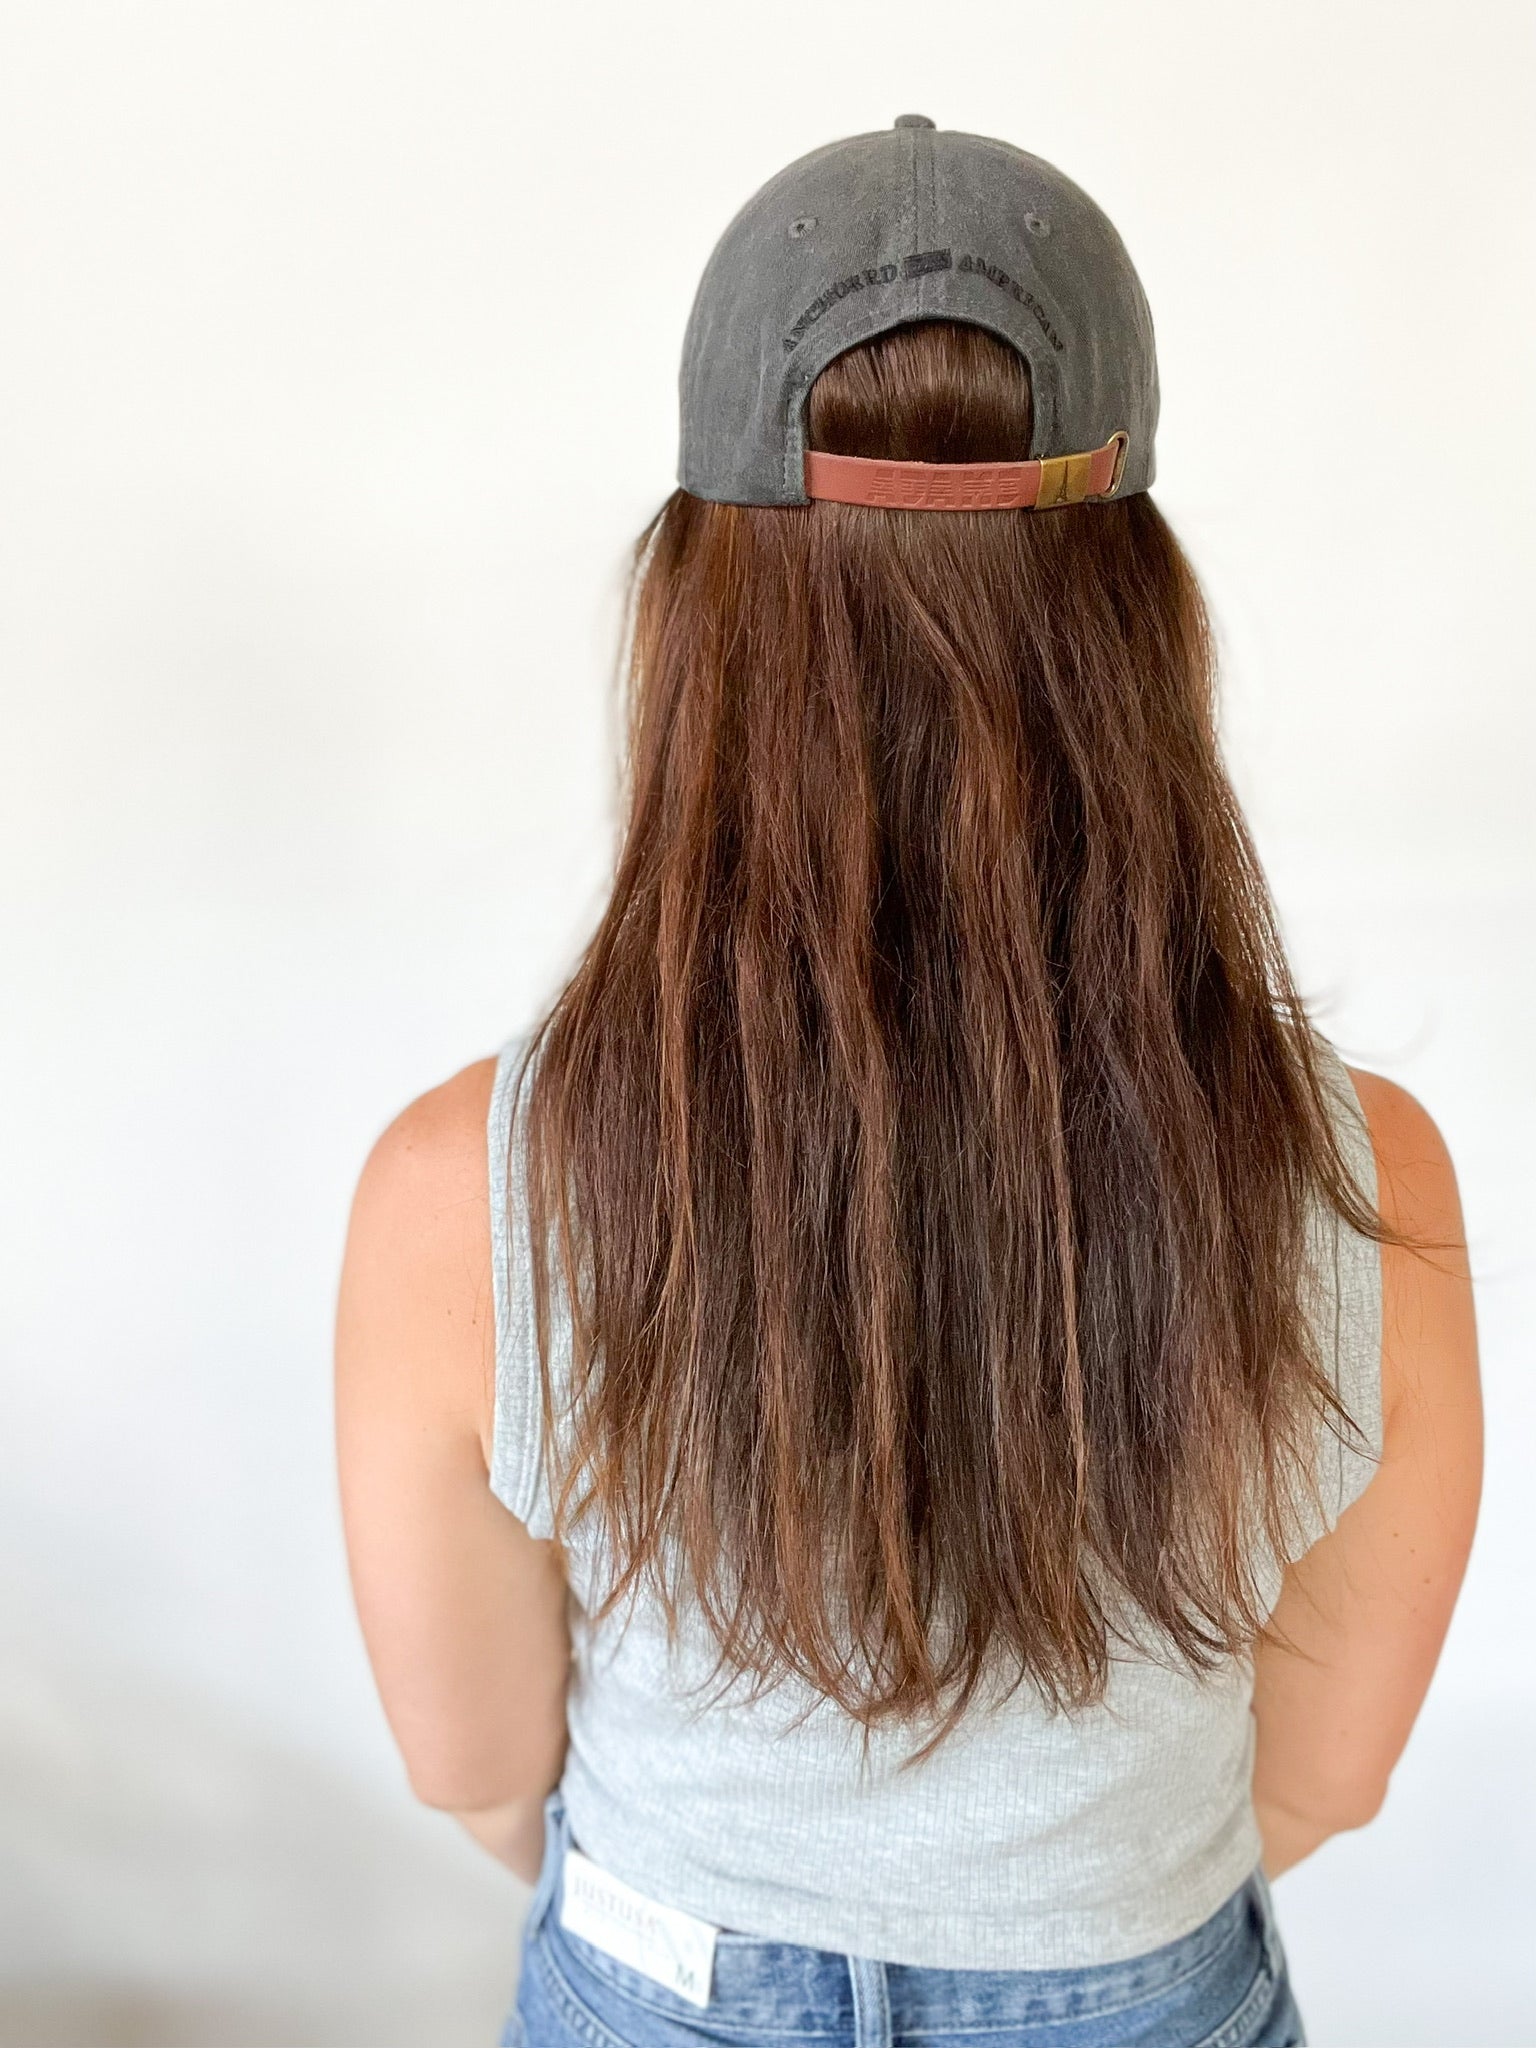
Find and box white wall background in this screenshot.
[1,3,1531,2042]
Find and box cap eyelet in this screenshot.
[1024,213,1051,237]
[788,216,817,239]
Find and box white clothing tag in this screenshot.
[559,1846,718,2009]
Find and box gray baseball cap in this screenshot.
[678,115,1158,508]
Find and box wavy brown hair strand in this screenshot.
[520,320,1383,1747]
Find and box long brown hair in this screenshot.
[521,320,1381,1744]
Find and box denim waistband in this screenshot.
[522,1790,1287,2044]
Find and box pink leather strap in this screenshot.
[803,431,1128,510]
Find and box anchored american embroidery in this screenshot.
[957,254,1065,351]
[783,264,901,353]
[782,248,1064,355]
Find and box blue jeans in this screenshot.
[501,1793,1305,2048]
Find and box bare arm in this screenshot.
[1250,1068,1482,1877]
[334,1057,570,1885]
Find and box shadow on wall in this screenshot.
[0,1621,524,2048]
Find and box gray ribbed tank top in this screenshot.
[486,1035,1381,1969]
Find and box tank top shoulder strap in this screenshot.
[1300,1033,1385,1540]
[486,1035,559,1539]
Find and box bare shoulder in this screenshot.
[1342,1063,1479,1448]
[352,1055,500,1227]
[337,1055,502,1465]
[1345,1065,1460,1226]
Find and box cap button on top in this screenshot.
[894,113,935,129]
